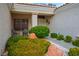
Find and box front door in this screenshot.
[13,19,28,35]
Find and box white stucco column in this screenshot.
[32,14,38,27]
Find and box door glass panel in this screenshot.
[14,19,28,31]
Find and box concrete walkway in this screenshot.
[47,37,77,56]
[47,37,76,49]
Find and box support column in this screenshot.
[32,14,38,27]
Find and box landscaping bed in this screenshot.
[50,32,79,56]
[3,37,65,56]
[3,26,65,56]
[4,26,51,56]
[3,26,79,56]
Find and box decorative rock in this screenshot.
[47,44,64,56]
[28,33,37,39]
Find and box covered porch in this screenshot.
[10,3,55,35]
[11,12,53,35]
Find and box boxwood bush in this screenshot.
[68,48,79,56]
[50,33,58,38]
[29,26,50,38]
[6,35,26,49]
[8,39,51,56]
[57,34,64,40]
[72,39,79,47]
[64,35,72,42]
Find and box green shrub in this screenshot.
[29,26,50,38]
[6,35,26,49]
[64,35,72,42]
[72,39,79,47]
[68,48,79,56]
[51,33,58,38]
[8,39,51,56]
[57,34,64,40]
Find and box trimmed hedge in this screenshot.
[6,35,26,49]
[68,48,79,56]
[64,35,72,42]
[51,33,58,38]
[29,26,50,38]
[8,39,51,56]
[57,34,64,40]
[72,39,79,47]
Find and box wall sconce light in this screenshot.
[46,19,50,24]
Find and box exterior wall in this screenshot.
[50,4,79,38]
[0,4,11,55]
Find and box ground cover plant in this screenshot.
[57,34,64,40]
[64,35,72,42]
[50,33,58,38]
[72,38,79,47]
[7,38,51,56]
[6,35,26,49]
[68,47,79,56]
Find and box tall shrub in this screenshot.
[29,26,50,38]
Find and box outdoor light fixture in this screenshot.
[46,19,50,24]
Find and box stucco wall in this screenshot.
[50,4,79,38]
[0,4,11,55]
